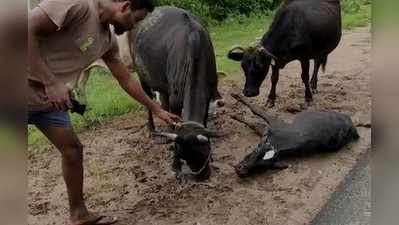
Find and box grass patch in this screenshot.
[210,14,272,74]
[70,68,142,130]
[28,5,371,149]
[342,4,371,29]
[28,68,142,149]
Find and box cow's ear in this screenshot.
[228,46,245,61]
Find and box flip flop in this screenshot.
[70,212,118,225]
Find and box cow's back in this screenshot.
[302,0,342,54]
[129,7,191,92]
[129,6,217,101]
[263,0,341,59]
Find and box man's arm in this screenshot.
[28,8,72,110]
[102,54,180,124]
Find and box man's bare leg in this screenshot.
[37,125,116,225]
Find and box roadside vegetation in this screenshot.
[28,0,371,149]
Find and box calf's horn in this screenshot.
[153,132,179,141]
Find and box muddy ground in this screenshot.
[28,27,371,225]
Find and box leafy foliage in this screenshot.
[342,0,371,14]
[157,0,281,24]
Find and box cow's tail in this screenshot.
[188,18,218,102]
[186,14,216,123]
[185,13,206,89]
[321,56,328,72]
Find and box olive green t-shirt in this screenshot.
[28,0,120,111]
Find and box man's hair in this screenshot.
[114,0,155,12]
[133,0,154,12]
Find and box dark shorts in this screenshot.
[28,110,71,127]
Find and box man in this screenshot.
[28,0,180,224]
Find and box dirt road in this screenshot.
[28,26,371,225]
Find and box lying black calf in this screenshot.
[231,94,360,178]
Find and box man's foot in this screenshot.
[70,212,118,225]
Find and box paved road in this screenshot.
[311,154,371,225]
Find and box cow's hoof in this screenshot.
[147,131,155,139]
[146,123,156,135]
[265,100,275,108]
[299,102,311,110]
[302,100,313,109]
[177,173,188,185]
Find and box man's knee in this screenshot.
[61,141,84,163]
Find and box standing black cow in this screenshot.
[128,6,220,181]
[230,94,360,177]
[228,0,342,108]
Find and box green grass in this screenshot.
[70,68,142,130]
[28,68,143,149]
[28,5,371,149]
[211,2,372,74]
[210,14,272,74]
[342,4,371,29]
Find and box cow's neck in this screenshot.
[261,33,281,59]
[181,74,210,126]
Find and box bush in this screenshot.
[342,0,371,14]
[157,0,282,24]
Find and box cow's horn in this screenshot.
[203,128,227,138]
[196,135,209,143]
[153,132,179,141]
[257,46,277,60]
[228,45,245,54]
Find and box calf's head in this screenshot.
[228,46,275,97]
[156,122,220,181]
[234,141,284,178]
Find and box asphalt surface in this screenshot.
[310,153,371,225]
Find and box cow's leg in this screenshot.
[172,146,183,182]
[202,98,212,127]
[159,93,170,111]
[140,82,156,132]
[300,59,313,105]
[169,97,182,118]
[311,58,321,93]
[266,66,279,108]
[158,93,178,131]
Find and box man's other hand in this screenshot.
[45,82,73,111]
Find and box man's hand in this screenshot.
[152,106,181,125]
[45,82,72,111]
[104,55,182,125]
